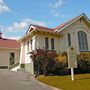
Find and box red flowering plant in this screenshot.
[30,49,57,76]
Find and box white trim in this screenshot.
[19,30,35,42]
[57,14,90,32]
[27,26,36,34]
[19,29,61,42]
[0,47,20,50]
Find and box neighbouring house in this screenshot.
[19,13,90,74]
[0,31,20,69]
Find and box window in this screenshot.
[9,52,15,65]
[67,33,71,47]
[78,31,88,51]
[45,37,49,49]
[51,38,54,50]
[27,41,29,52]
[30,39,32,51]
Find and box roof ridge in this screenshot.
[53,13,86,30]
[26,24,54,34]
[32,24,53,29]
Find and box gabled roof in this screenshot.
[0,38,20,49]
[19,24,60,42]
[54,13,90,32]
[32,24,54,32]
[20,13,90,42]
[27,13,90,34]
[26,24,54,34]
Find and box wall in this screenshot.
[19,17,90,74]
[36,34,60,53]
[59,19,90,53]
[0,48,20,67]
[20,35,36,74]
[19,34,60,74]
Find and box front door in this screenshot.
[9,52,15,65]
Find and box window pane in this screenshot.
[45,37,49,49]
[51,38,54,50]
[78,31,88,51]
[27,41,29,52]
[30,39,32,51]
[67,33,71,47]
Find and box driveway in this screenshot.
[0,69,59,90]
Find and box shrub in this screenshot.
[30,49,57,76]
[54,61,68,75]
[54,51,68,75]
[30,50,90,76]
[77,52,90,73]
[55,51,90,75]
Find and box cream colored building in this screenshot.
[0,32,20,69]
[19,13,90,74]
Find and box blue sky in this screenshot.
[0,0,90,39]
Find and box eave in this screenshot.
[19,29,61,43]
[56,13,90,32]
[0,47,20,50]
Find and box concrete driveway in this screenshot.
[0,70,59,90]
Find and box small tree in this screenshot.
[30,49,57,76]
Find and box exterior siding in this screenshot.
[0,48,20,67]
[36,34,60,52]
[20,19,90,60]
[59,19,90,53]
[19,15,90,74]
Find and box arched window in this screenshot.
[78,31,88,51]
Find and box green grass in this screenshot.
[37,74,90,90]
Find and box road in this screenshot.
[0,69,59,90]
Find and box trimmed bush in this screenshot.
[77,52,90,73]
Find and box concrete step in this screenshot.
[17,69,25,71]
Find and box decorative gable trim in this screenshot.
[55,13,90,32]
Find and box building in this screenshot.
[0,31,20,69]
[19,13,90,74]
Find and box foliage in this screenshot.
[30,50,90,75]
[77,52,90,60]
[57,51,68,62]
[54,61,68,75]
[30,49,57,75]
[77,52,90,73]
[54,51,68,75]
[55,51,90,75]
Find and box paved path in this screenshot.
[0,70,59,90]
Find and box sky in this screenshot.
[0,0,90,39]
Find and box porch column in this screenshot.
[20,43,25,65]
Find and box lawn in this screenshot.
[37,74,90,90]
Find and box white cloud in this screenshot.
[0,0,4,3]
[23,18,46,27]
[48,0,65,18]
[53,12,66,18]
[49,0,64,9]
[2,18,46,39]
[8,36,20,40]
[7,18,46,32]
[3,35,20,40]
[0,0,10,13]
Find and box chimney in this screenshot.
[0,31,2,39]
[0,26,2,39]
